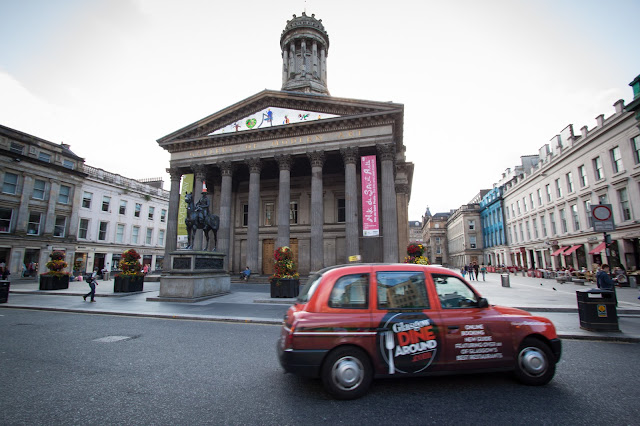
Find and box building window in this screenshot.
[545,184,552,202]
[511,204,515,217]
[146,228,153,245]
[470,235,477,249]
[54,216,66,237]
[537,189,542,206]
[555,178,563,198]
[2,172,18,194]
[134,203,141,218]
[79,219,89,239]
[119,200,127,215]
[540,215,547,237]
[618,188,631,221]
[27,212,41,235]
[560,209,567,233]
[468,220,475,230]
[578,165,588,188]
[148,206,155,220]
[33,179,46,200]
[116,224,125,243]
[0,208,13,232]
[519,223,524,241]
[632,135,640,165]
[264,202,274,226]
[160,209,167,223]
[82,192,92,208]
[102,196,111,212]
[509,227,515,243]
[571,205,580,231]
[584,200,592,228]
[532,218,539,239]
[98,221,108,241]
[566,172,574,193]
[158,229,165,246]
[38,152,51,163]
[593,157,604,180]
[550,212,557,235]
[610,146,623,173]
[522,197,527,212]
[598,193,608,204]
[242,204,248,227]
[516,200,521,215]
[436,246,441,254]
[132,226,140,244]
[290,202,298,224]
[10,142,24,154]
[337,198,346,223]
[529,193,535,209]
[62,159,74,170]
[58,185,70,204]
[525,221,531,240]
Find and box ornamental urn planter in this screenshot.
[39,275,70,290]
[114,275,144,293]
[270,278,300,298]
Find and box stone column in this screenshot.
[308,151,325,272]
[301,39,307,76]
[276,154,292,249]
[378,144,399,263]
[192,165,206,251]
[282,49,288,86]
[67,181,83,239]
[164,168,182,258]
[15,174,34,234]
[246,158,262,273]
[395,183,409,262]
[341,147,359,260]
[43,181,60,236]
[218,161,233,268]
[289,42,296,78]
[312,40,318,77]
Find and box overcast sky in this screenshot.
[1,0,639,220]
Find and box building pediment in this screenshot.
[157,90,404,153]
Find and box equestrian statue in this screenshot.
[184,192,220,251]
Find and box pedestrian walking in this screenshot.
[480,264,487,281]
[473,263,479,280]
[467,264,475,280]
[460,266,466,279]
[83,267,98,302]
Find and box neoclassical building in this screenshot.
[158,13,414,275]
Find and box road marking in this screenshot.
[93,335,134,343]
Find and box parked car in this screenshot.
[277,264,561,399]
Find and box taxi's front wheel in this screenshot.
[321,346,373,400]
[514,337,556,386]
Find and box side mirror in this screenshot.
[477,297,489,308]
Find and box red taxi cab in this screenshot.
[277,264,562,399]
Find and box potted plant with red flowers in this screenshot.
[39,251,71,290]
[403,243,430,265]
[114,249,144,292]
[270,246,300,298]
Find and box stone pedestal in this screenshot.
[152,251,230,302]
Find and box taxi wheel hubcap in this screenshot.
[519,347,547,376]
[332,356,364,391]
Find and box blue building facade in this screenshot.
[479,187,506,265]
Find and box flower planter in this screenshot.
[39,275,70,290]
[114,275,144,293]
[270,278,300,298]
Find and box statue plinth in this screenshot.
[150,250,230,302]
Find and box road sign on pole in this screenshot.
[592,204,615,232]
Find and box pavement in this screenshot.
[2,270,640,342]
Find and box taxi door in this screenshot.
[428,273,514,371]
[370,269,444,376]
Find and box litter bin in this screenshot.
[501,274,510,288]
[0,280,9,303]
[576,289,619,331]
[628,275,638,288]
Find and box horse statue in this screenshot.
[184,192,220,251]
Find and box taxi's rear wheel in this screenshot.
[514,337,555,386]
[321,346,372,400]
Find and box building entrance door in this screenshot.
[262,238,298,275]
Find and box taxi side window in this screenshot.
[328,274,369,309]
[432,274,479,309]
[376,271,429,310]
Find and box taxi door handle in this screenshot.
[447,326,460,333]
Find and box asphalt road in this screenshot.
[1,309,639,425]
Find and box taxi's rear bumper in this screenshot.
[277,343,327,378]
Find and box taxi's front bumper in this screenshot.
[550,338,562,362]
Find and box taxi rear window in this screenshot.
[328,274,369,309]
[376,271,429,310]
[297,274,322,303]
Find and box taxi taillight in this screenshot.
[284,324,296,350]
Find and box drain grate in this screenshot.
[93,335,135,343]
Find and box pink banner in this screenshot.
[361,155,379,236]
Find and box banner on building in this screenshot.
[177,174,194,236]
[361,155,379,236]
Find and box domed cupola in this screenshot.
[280,12,330,95]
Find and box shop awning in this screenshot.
[588,242,607,255]
[551,247,568,256]
[563,245,582,256]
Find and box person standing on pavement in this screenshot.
[83,267,98,302]
[467,264,475,280]
[480,264,487,281]
[473,263,480,280]
[596,264,616,290]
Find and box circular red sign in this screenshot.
[593,205,611,221]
